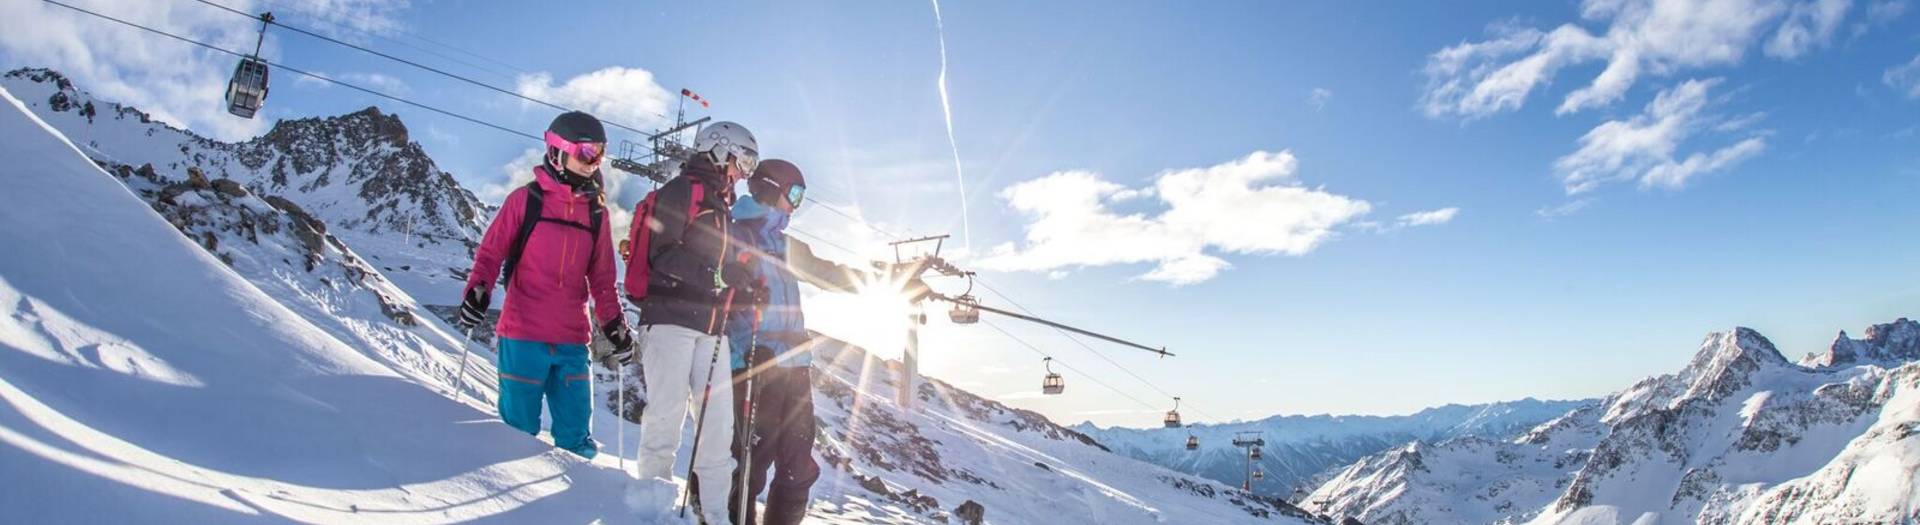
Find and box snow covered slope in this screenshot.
[0,82,1321,524]
[1077,398,1591,498]
[1,68,486,300]
[0,79,635,524]
[1304,320,1920,524]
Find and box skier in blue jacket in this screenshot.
[721,159,926,525]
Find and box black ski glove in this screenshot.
[602,319,636,365]
[457,287,489,329]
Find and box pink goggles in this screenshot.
[545,131,605,164]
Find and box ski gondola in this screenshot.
[1163,397,1183,428]
[225,12,275,118]
[1040,357,1065,395]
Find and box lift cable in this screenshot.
[185,0,669,132]
[249,0,536,81]
[979,319,1162,413]
[45,0,540,141]
[973,278,1226,424]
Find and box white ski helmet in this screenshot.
[691,121,758,177]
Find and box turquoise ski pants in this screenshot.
[497,337,596,458]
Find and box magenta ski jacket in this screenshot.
[463,166,620,345]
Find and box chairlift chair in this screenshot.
[1040,357,1064,395]
[948,293,981,324]
[225,12,274,119]
[1163,397,1183,428]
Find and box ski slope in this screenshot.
[0,83,1315,524]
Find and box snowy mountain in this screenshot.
[1076,398,1591,499]
[1,68,487,299]
[0,77,1328,524]
[1304,321,1920,524]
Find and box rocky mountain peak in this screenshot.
[1674,327,1788,400]
[1811,317,1920,368]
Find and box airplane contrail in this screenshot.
[930,0,971,250]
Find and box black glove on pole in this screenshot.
[458,287,489,329]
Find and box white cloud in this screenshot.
[515,67,674,133]
[1536,198,1596,218]
[338,72,410,95]
[270,0,412,39]
[1309,87,1334,111]
[1396,207,1459,227]
[1,0,270,140]
[1767,0,1852,58]
[1553,78,1768,194]
[1420,0,1869,119]
[980,151,1372,285]
[0,0,411,142]
[1887,53,1920,99]
[292,70,411,96]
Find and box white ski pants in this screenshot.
[635,323,735,519]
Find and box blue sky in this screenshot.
[8,0,1920,426]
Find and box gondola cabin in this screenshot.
[225,57,269,118]
[1041,372,1065,395]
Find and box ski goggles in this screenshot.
[718,143,759,176]
[544,131,606,165]
[785,184,806,208]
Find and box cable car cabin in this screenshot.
[948,294,981,324]
[1163,410,1182,428]
[225,57,269,118]
[1252,470,1265,481]
[1185,435,1199,450]
[1251,445,1263,460]
[1041,372,1065,395]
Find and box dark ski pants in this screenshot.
[496,337,596,459]
[728,366,820,525]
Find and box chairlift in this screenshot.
[225,12,274,119]
[1185,434,1199,451]
[949,294,981,324]
[1039,357,1065,395]
[1163,397,1183,428]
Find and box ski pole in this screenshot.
[681,289,737,519]
[452,326,475,403]
[735,312,762,524]
[617,357,626,474]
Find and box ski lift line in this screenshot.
[930,293,1170,357]
[972,277,1226,423]
[42,0,541,142]
[248,0,537,80]
[184,0,669,130]
[978,319,1161,413]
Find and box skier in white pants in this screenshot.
[613,121,758,523]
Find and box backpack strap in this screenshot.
[500,180,544,287]
[584,196,604,266]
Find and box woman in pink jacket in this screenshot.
[456,111,634,458]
